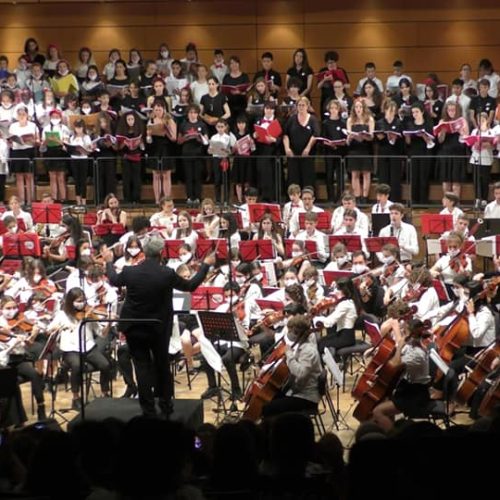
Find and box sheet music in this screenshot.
[429,348,449,375]
[323,348,343,386]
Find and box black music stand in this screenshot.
[39,330,71,423]
[197,311,241,418]
[371,214,391,236]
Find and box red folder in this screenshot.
[3,233,41,257]
[328,235,362,252]
[116,135,142,150]
[234,134,254,155]
[162,239,184,259]
[66,245,76,260]
[190,287,225,311]
[248,203,282,224]
[316,68,348,84]
[255,299,284,311]
[363,320,382,345]
[233,211,243,229]
[253,120,282,144]
[239,240,275,261]
[432,279,450,302]
[31,203,62,224]
[0,220,26,235]
[323,270,355,287]
[195,238,229,260]
[365,237,399,253]
[220,83,252,95]
[83,212,98,226]
[433,118,467,136]
[285,239,318,259]
[315,137,347,147]
[461,135,497,148]
[0,259,22,274]
[93,224,126,236]
[420,214,453,235]
[298,212,331,231]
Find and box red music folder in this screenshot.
[93,224,126,236]
[363,319,382,345]
[115,135,142,150]
[0,219,27,235]
[239,240,275,261]
[315,137,347,148]
[195,238,229,260]
[316,68,348,84]
[328,235,362,252]
[284,239,318,259]
[432,279,450,302]
[248,203,282,224]
[461,135,497,148]
[420,214,453,234]
[190,287,225,311]
[162,239,184,259]
[31,203,62,224]
[66,245,76,260]
[433,118,467,136]
[234,134,255,155]
[220,83,252,95]
[298,211,331,231]
[0,259,22,274]
[83,212,98,226]
[253,120,283,144]
[365,236,399,253]
[323,270,355,287]
[255,299,284,311]
[3,233,41,257]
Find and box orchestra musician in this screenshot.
[372,319,432,432]
[261,314,323,418]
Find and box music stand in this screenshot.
[328,235,362,253]
[483,219,500,239]
[162,239,184,259]
[31,202,62,225]
[420,214,453,235]
[371,214,391,236]
[39,330,71,423]
[239,240,275,261]
[299,212,331,231]
[3,233,41,257]
[197,311,242,416]
[196,239,228,261]
[191,287,225,311]
[284,239,318,260]
[323,270,355,287]
[248,203,282,224]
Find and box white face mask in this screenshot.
[2,308,17,320]
[448,249,460,258]
[33,303,45,313]
[336,256,348,267]
[9,226,18,234]
[82,107,91,115]
[2,102,12,109]
[306,278,315,287]
[73,301,85,311]
[59,69,69,76]
[380,255,395,265]
[180,252,192,264]
[50,118,61,125]
[128,247,141,257]
[80,248,91,257]
[161,51,170,59]
[284,278,298,287]
[33,274,42,284]
[236,276,246,286]
[254,272,263,282]
[352,264,366,275]
[291,251,302,258]
[89,74,97,81]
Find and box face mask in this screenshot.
[33,303,45,313]
[352,264,366,275]
[9,226,17,234]
[254,272,263,282]
[80,248,91,257]
[236,276,246,286]
[73,301,85,311]
[3,308,17,320]
[128,247,140,257]
[82,108,91,115]
[291,251,302,258]
[306,278,316,287]
[161,51,170,59]
[89,74,97,81]
[448,249,460,258]
[284,278,298,287]
[180,252,192,264]
[59,69,69,76]
[1,102,12,109]
[33,274,42,284]
[336,256,348,267]
[50,118,61,125]
[381,255,395,265]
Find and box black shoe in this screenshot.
[201,387,219,399]
[121,385,138,398]
[240,354,253,372]
[160,400,174,418]
[231,388,243,401]
[72,398,82,411]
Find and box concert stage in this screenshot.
[67,398,204,431]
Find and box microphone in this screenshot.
[390,225,394,237]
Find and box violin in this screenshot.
[403,285,428,303]
[308,295,345,317]
[131,251,145,266]
[249,310,285,337]
[32,278,58,298]
[8,313,36,334]
[450,252,468,274]
[75,305,110,321]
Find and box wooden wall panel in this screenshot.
[0,0,498,90]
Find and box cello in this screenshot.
[455,340,500,406]
[478,372,500,418]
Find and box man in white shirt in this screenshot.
[385,60,412,94]
[439,192,464,224]
[479,58,500,99]
[331,192,369,236]
[371,183,393,214]
[289,186,324,236]
[333,209,369,258]
[355,62,384,95]
[378,203,419,262]
[445,79,471,117]
[484,182,500,219]
[238,186,259,233]
[293,212,329,263]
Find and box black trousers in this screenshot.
[202,344,245,392]
[410,156,431,204]
[183,158,203,201]
[256,156,278,202]
[125,326,172,415]
[474,163,491,201]
[324,156,343,202]
[0,174,6,203]
[317,328,355,355]
[97,157,117,203]
[262,394,317,418]
[117,343,137,388]
[122,159,142,203]
[10,357,44,404]
[71,158,90,198]
[63,347,111,394]
[287,157,315,190]
[377,156,403,202]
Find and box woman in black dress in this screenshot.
[283,97,320,189]
[221,56,250,126]
[436,101,469,199]
[424,83,444,126]
[286,48,313,98]
[394,78,419,126]
[346,99,375,204]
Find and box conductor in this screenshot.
[104,236,215,417]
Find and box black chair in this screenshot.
[335,341,371,392]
